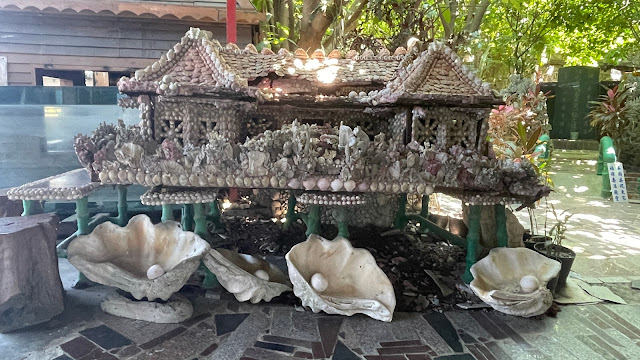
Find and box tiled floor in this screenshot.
[4,259,640,360]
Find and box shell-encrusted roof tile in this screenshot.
[278,48,292,57]
[393,47,407,56]
[345,49,358,59]
[261,48,276,55]
[245,44,258,54]
[311,49,325,60]
[225,43,240,51]
[294,48,309,60]
[327,49,341,59]
[378,48,391,57]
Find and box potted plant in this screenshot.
[534,205,576,292]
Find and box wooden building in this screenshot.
[0,0,262,86]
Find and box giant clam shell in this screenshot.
[470,247,561,317]
[203,249,292,303]
[285,235,396,322]
[68,215,210,301]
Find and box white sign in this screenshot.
[608,162,628,203]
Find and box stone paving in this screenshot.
[2,258,640,360]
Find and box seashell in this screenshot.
[278,48,291,57]
[198,175,207,187]
[108,169,118,182]
[317,178,331,191]
[425,184,435,195]
[203,248,292,303]
[302,178,317,190]
[391,183,400,193]
[393,47,407,56]
[327,49,341,59]
[270,176,279,188]
[127,171,136,183]
[152,174,162,186]
[261,176,270,187]
[285,235,396,322]
[470,248,560,317]
[136,171,145,184]
[356,182,369,192]
[261,48,275,55]
[400,182,409,192]
[68,215,210,301]
[416,184,426,194]
[145,174,154,186]
[217,177,226,187]
[345,50,358,59]
[189,174,198,185]
[278,178,287,188]
[99,171,109,182]
[343,180,356,192]
[252,178,261,187]
[294,48,309,60]
[288,178,301,189]
[170,174,179,185]
[311,49,325,59]
[330,179,343,191]
[369,182,378,192]
[243,177,252,187]
[226,175,235,186]
[245,43,258,53]
[117,170,127,182]
[114,143,144,167]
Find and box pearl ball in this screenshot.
[147,264,165,280]
[310,273,328,293]
[254,270,270,281]
[520,275,540,293]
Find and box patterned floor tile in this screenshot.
[78,325,132,350]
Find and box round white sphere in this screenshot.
[520,275,540,293]
[310,273,328,293]
[254,269,270,281]
[147,264,165,280]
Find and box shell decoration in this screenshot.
[68,214,210,301]
[470,247,561,317]
[203,248,292,303]
[285,234,396,322]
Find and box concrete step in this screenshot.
[552,139,599,151]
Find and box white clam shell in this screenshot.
[302,178,317,191]
[203,249,292,303]
[285,235,396,322]
[330,179,343,191]
[317,178,331,191]
[470,248,561,317]
[344,180,356,192]
[68,215,210,301]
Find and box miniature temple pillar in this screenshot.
[462,205,481,284]
[108,185,128,226]
[182,204,194,231]
[418,195,429,233]
[161,204,175,222]
[21,200,40,216]
[393,193,408,229]
[494,204,508,248]
[207,200,223,233]
[304,205,321,237]
[335,207,350,239]
[284,193,298,229]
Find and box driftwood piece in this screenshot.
[0,213,63,333]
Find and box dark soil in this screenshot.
[211,210,472,312]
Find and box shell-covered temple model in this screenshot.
[286,235,396,322]
[67,215,210,322]
[203,248,292,303]
[469,247,561,317]
[73,27,549,207]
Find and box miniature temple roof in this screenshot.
[118,28,500,106]
[0,0,263,23]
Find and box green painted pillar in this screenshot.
[394,193,408,229]
[76,196,90,236]
[305,205,321,237]
[284,193,298,229]
[109,185,128,226]
[207,200,224,233]
[21,200,41,216]
[193,203,209,239]
[182,204,194,231]
[335,207,349,239]
[418,194,429,233]
[161,204,174,222]
[494,204,508,248]
[462,205,481,284]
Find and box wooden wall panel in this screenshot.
[0,11,255,85]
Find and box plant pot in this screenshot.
[524,235,551,250]
[534,242,576,292]
[569,131,579,140]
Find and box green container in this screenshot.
[552,66,600,140]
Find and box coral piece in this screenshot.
[470,247,561,317]
[67,215,210,301]
[285,235,396,322]
[203,248,292,303]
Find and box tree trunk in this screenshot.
[298,0,336,51]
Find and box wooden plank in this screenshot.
[0,56,7,86]
[6,63,33,73]
[0,32,179,51]
[3,53,153,70]
[7,72,33,84]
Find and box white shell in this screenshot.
[520,275,540,294]
[68,215,210,301]
[303,178,317,190]
[317,178,331,191]
[203,248,292,303]
[310,273,328,292]
[331,179,343,191]
[285,235,396,322]
[344,180,356,192]
[470,248,561,317]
